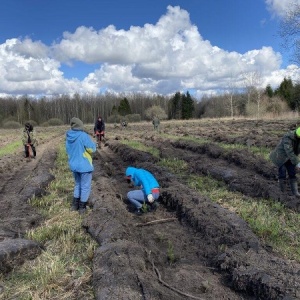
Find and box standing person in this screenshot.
[152,116,160,132]
[22,122,37,158]
[121,119,127,130]
[269,127,300,197]
[94,116,105,147]
[125,166,160,215]
[66,117,97,214]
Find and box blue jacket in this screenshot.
[126,167,159,196]
[66,129,96,173]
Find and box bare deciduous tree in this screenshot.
[280,2,300,64]
[224,76,237,119]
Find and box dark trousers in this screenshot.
[24,144,36,157]
[278,160,296,180]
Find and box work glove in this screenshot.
[147,194,154,203]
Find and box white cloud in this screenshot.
[1,5,300,97]
[51,5,300,95]
[0,38,98,95]
[265,0,300,18]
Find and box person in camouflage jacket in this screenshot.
[22,122,37,158]
[269,127,300,196]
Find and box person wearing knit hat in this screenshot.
[93,116,105,148]
[66,117,97,214]
[270,127,300,197]
[70,117,84,131]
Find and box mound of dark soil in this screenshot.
[2,120,300,300]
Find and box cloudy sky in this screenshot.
[0,0,299,99]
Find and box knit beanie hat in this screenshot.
[70,117,84,130]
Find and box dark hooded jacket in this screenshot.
[94,118,105,133]
[269,130,300,167]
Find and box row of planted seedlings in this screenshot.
[0,143,97,300]
[121,135,300,262]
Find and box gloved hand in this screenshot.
[147,194,154,203]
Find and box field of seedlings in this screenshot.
[0,118,300,300]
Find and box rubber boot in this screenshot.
[78,201,87,214]
[289,178,300,197]
[279,179,286,192]
[71,197,80,211]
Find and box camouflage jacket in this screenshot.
[22,129,37,146]
[152,117,160,126]
[269,130,300,167]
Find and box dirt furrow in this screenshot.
[86,143,249,300]
[86,140,300,300]
[0,139,59,273]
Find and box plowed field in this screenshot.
[1,119,300,300]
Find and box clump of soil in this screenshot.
[1,120,300,300]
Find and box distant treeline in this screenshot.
[0,77,299,126]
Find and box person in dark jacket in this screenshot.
[269,127,300,197]
[94,116,105,147]
[66,117,97,214]
[22,122,37,158]
[125,166,160,215]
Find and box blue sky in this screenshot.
[0,0,299,98]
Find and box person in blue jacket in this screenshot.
[66,117,97,214]
[125,166,160,215]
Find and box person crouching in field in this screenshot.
[269,127,300,197]
[22,122,37,158]
[125,166,160,215]
[66,117,97,214]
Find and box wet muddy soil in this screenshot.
[1,119,300,300]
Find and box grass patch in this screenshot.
[121,140,160,158]
[162,133,210,144]
[220,142,270,160]
[113,140,300,262]
[162,133,271,160]
[0,140,22,157]
[167,240,176,264]
[159,158,188,174]
[0,144,97,299]
[187,175,300,261]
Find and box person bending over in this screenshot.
[125,166,160,215]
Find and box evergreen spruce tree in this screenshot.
[276,77,294,109]
[265,84,274,98]
[118,98,132,116]
[182,91,194,119]
[168,92,182,119]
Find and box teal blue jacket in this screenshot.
[126,167,159,196]
[66,129,96,173]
